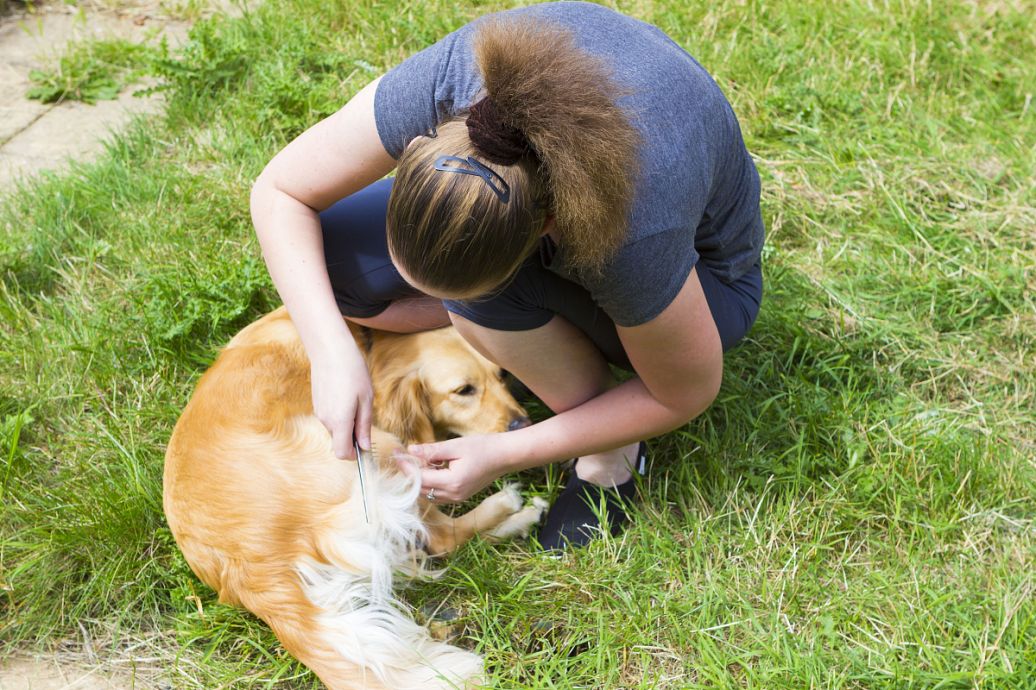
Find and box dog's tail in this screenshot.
[227,565,482,690]
[225,453,483,690]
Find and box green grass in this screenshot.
[26,37,159,104]
[1,0,1034,687]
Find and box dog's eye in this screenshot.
[454,384,477,396]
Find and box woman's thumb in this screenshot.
[407,442,455,461]
[406,443,431,458]
[355,401,373,452]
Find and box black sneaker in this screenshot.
[538,442,647,551]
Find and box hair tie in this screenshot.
[466,97,531,166]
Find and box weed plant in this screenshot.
[1,0,1033,688]
[27,38,158,104]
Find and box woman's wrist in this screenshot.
[494,423,552,474]
[306,323,360,368]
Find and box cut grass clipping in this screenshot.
[1,0,1033,688]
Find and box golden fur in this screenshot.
[163,307,544,689]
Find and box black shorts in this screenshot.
[321,178,763,370]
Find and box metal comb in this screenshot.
[354,439,373,524]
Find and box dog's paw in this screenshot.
[486,496,548,541]
[495,483,525,514]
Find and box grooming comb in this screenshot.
[354,439,373,524]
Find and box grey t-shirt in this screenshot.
[374,1,764,327]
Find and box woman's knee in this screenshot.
[447,311,507,364]
[447,312,615,413]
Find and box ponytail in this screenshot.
[471,16,640,274]
[386,15,640,298]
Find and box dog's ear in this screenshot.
[374,371,435,445]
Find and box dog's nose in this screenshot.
[508,416,531,431]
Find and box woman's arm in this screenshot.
[505,265,722,467]
[409,266,724,499]
[250,77,396,458]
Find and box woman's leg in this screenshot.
[320,178,449,332]
[448,312,641,486]
[444,255,642,486]
[445,267,642,550]
[445,255,764,485]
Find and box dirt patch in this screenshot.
[0,656,152,690]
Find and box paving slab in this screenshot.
[0,2,192,185]
[0,85,164,173]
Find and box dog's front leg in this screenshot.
[420,485,547,556]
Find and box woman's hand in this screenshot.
[250,76,393,461]
[396,434,513,503]
[310,343,373,460]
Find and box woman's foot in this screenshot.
[573,441,641,487]
[538,442,647,551]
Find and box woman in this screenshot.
[250,2,764,550]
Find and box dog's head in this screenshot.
[368,327,530,445]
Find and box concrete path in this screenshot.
[0,1,193,185]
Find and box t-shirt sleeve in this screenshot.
[585,228,698,328]
[373,30,483,159]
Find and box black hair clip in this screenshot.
[433,155,510,204]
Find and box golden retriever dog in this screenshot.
[163,307,547,689]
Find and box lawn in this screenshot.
[1,0,1033,687]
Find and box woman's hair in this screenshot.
[386,15,641,297]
